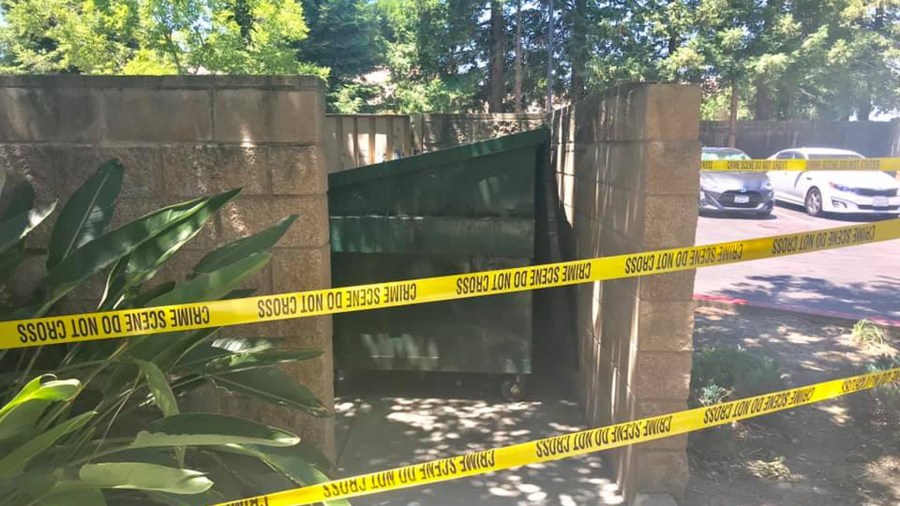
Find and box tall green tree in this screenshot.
[0,0,327,75]
[295,0,381,110]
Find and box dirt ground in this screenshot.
[685,307,899,506]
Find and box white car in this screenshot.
[767,148,900,216]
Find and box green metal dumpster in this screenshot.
[329,129,552,398]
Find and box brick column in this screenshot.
[553,83,700,503]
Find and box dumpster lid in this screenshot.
[328,128,550,188]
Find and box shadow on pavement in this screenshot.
[333,369,623,506]
[715,274,900,320]
[776,201,900,223]
[686,307,899,506]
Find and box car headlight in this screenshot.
[829,182,855,193]
[762,180,773,191]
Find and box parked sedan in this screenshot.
[700,147,775,217]
[767,148,900,217]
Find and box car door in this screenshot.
[788,153,812,200]
[770,151,798,201]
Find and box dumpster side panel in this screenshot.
[329,130,549,375]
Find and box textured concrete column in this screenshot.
[552,84,700,503]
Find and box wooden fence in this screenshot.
[324,113,546,173]
[324,115,413,173]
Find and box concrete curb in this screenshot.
[693,293,900,330]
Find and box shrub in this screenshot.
[0,161,333,505]
[852,319,888,348]
[691,346,784,406]
[866,354,900,408]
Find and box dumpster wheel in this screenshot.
[500,375,526,401]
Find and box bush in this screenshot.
[866,354,900,408]
[0,161,333,505]
[691,346,784,407]
[852,319,888,348]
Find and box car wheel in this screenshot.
[805,187,824,217]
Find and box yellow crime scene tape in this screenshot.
[215,367,900,506]
[3,219,900,351]
[701,157,900,172]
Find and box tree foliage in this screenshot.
[0,0,327,76]
[0,0,897,118]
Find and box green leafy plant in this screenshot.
[851,319,888,348]
[691,346,784,406]
[0,160,339,505]
[696,383,732,407]
[866,354,900,407]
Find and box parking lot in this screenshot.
[694,204,900,320]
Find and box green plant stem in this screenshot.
[67,437,135,467]
[36,342,130,433]
[11,348,42,396]
[97,375,140,450]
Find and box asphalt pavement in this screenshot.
[694,204,900,320]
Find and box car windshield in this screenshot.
[702,151,750,160]
[807,153,863,159]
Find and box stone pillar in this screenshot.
[0,75,334,458]
[552,83,700,503]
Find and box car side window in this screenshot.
[776,152,796,159]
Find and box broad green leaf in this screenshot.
[176,338,280,369]
[78,462,212,495]
[41,190,240,312]
[113,255,269,375]
[175,340,321,374]
[205,450,294,495]
[0,375,81,443]
[143,328,221,376]
[0,201,57,255]
[144,289,257,372]
[0,410,95,479]
[99,189,238,310]
[123,281,177,309]
[47,159,124,269]
[0,375,80,417]
[208,367,329,417]
[42,489,107,506]
[0,180,36,220]
[134,360,178,417]
[147,252,270,307]
[219,445,346,505]
[193,215,297,274]
[102,253,269,388]
[130,413,300,448]
[221,440,332,480]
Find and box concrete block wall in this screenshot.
[551,83,700,502]
[0,75,334,457]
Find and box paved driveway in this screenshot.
[694,205,900,320]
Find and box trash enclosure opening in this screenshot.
[328,128,572,398]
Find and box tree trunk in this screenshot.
[546,0,555,114]
[489,0,506,113]
[728,81,739,147]
[857,98,873,121]
[570,0,587,102]
[514,0,523,113]
[755,75,771,121]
